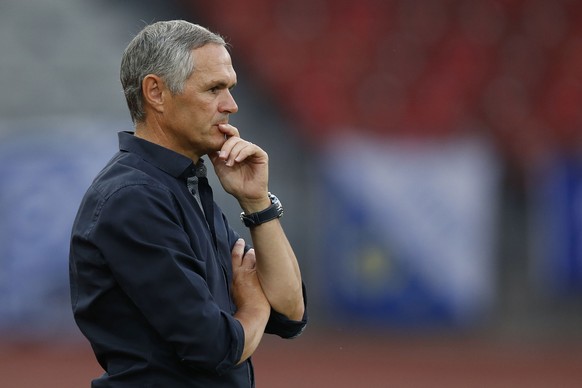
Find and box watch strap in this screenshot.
[240,192,283,228]
[240,203,280,227]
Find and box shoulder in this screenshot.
[78,153,182,229]
[89,152,178,202]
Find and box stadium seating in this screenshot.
[186,0,582,169]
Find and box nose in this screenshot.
[219,89,238,114]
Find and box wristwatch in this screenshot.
[240,192,284,227]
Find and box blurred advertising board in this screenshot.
[0,119,120,338]
[531,155,582,295]
[319,134,500,327]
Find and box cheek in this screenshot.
[173,96,218,133]
[195,105,217,126]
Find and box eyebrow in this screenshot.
[208,80,237,90]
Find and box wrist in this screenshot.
[240,192,284,228]
[239,196,271,214]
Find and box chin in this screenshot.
[203,138,225,156]
[215,133,228,148]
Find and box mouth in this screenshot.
[213,122,229,136]
[214,115,229,126]
[211,123,229,141]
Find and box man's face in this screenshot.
[163,43,238,159]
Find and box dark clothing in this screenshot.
[69,132,307,387]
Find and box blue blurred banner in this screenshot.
[319,134,500,328]
[0,119,121,338]
[532,154,582,295]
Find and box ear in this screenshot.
[142,74,166,114]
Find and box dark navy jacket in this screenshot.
[69,132,307,387]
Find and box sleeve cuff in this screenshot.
[264,282,308,339]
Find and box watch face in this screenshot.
[268,193,284,216]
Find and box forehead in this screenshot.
[190,44,236,84]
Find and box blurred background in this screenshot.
[1,0,581,386]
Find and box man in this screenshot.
[69,20,307,387]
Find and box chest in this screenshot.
[180,192,235,311]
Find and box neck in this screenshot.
[134,121,200,163]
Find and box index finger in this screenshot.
[218,123,240,139]
[241,248,256,270]
[231,238,246,267]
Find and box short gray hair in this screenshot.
[120,20,227,123]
